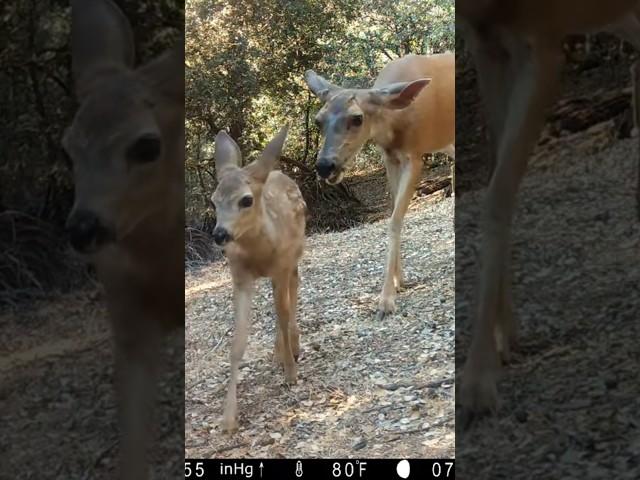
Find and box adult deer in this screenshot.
[64,0,184,477]
[212,127,306,432]
[305,53,454,319]
[458,0,640,425]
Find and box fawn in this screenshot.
[212,127,306,432]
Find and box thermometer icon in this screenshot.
[295,461,303,477]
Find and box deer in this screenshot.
[304,53,455,320]
[457,0,640,427]
[63,0,184,477]
[212,127,307,432]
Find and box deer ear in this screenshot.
[214,131,242,180]
[138,42,185,106]
[369,78,431,110]
[71,0,135,99]
[304,70,340,102]
[246,126,288,183]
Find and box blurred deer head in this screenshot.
[211,127,288,247]
[63,0,184,256]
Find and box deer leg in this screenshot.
[461,38,564,424]
[221,280,254,432]
[273,272,297,384]
[289,267,301,362]
[383,151,405,291]
[272,279,284,366]
[466,25,514,181]
[377,156,421,320]
[113,320,161,480]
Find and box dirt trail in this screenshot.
[0,294,184,478]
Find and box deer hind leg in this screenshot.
[273,272,297,384]
[289,267,301,362]
[272,273,300,365]
[461,36,564,424]
[377,155,421,320]
[222,281,254,432]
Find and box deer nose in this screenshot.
[213,226,232,246]
[66,210,111,253]
[316,158,336,179]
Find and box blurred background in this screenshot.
[0,0,183,306]
[455,22,640,479]
[0,1,184,477]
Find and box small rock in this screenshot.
[352,437,367,450]
[269,432,282,440]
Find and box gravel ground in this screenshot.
[186,196,455,459]
[456,126,640,478]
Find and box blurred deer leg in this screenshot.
[462,38,564,422]
[114,321,161,480]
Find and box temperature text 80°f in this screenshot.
[331,461,367,478]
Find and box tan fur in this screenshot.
[64,1,183,478]
[212,128,306,432]
[458,0,640,425]
[305,53,454,319]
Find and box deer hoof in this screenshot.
[459,372,498,430]
[376,298,396,320]
[220,415,238,433]
[284,364,298,384]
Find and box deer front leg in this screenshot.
[273,271,297,383]
[377,156,421,320]
[461,38,564,425]
[112,319,161,480]
[222,280,254,432]
[383,152,406,291]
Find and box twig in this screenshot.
[386,416,453,443]
[208,442,250,455]
[380,378,453,391]
[212,327,233,352]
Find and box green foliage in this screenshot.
[185,0,454,228]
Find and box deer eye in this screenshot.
[238,195,253,208]
[350,114,363,128]
[127,133,162,164]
